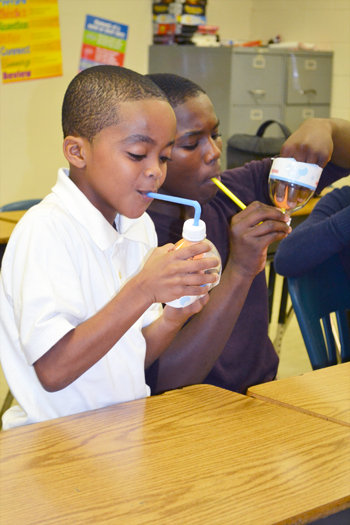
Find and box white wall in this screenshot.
[0,0,349,206]
[250,0,350,121]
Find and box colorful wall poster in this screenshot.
[0,0,63,84]
[79,15,128,71]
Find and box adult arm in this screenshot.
[274,188,350,278]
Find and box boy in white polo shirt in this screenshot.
[0,66,218,430]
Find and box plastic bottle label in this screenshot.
[269,157,323,190]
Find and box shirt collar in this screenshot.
[52,168,153,251]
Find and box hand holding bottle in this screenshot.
[137,240,220,306]
[163,293,210,325]
[166,219,222,308]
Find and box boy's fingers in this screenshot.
[179,283,215,297]
[275,182,287,202]
[232,202,289,229]
[170,269,219,289]
[253,217,291,234]
[286,186,300,208]
[158,243,176,253]
[175,241,211,260]
[180,256,220,274]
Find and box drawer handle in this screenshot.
[305,59,317,70]
[248,89,266,103]
[302,108,315,119]
[253,56,266,68]
[299,89,317,96]
[250,109,263,121]
[299,88,317,103]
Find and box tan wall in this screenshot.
[0,0,348,206]
[0,0,153,206]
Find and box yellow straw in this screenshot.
[211,178,246,210]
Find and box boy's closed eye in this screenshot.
[160,156,173,164]
[183,142,199,151]
[182,132,222,151]
[128,152,146,161]
[128,152,173,164]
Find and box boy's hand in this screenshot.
[280,118,333,168]
[163,293,210,327]
[274,182,311,210]
[227,201,291,278]
[138,242,220,305]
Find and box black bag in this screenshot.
[226,120,292,169]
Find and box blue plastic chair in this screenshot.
[0,199,41,212]
[288,253,350,370]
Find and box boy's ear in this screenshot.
[63,136,89,168]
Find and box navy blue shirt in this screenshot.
[274,186,350,280]
[146,158,348,394]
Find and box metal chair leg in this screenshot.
[268,260,276,324]
[273,277,294,355]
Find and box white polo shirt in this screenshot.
[0,168,162,430]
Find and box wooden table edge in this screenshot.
[0,216,20,224]
[280,497,350,525]
[246,390,350,428]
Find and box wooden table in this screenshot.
[0,219,18,244]
[247,362,350,428]
[1,385,349,525]
[0,210,26,244]
[0,210,26,223]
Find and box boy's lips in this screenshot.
[205,174,221,184]
[138,190,156,202]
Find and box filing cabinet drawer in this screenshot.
[230,53,284,106]
[284,105,330,131]
[229,106,283,136]
[286,55,332,105]
[148,46,333,169]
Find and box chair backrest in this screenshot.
[0,199,41,212]
[288,253,350,370]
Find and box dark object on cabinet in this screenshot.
[226,120,291,169]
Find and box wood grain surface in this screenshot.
[1,385,349,525]
[248,362,350,427]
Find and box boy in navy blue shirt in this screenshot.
[145,73,350,394]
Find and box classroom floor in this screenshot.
[0,267,313,415]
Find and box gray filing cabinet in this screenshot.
[148,46,332,169]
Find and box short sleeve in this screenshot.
[2,213,90,365]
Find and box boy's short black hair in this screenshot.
[146,73,205,108]
[62,65,167,142]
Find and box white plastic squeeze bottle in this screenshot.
[166,218,222,308]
